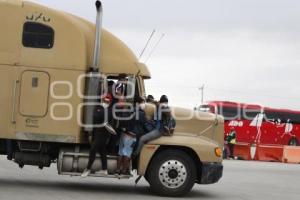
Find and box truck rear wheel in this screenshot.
[146,149,197,197]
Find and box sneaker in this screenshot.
[81,169,91,178]
[99,170,108,175]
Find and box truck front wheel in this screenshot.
[146,149,197,197]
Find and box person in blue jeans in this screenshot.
[116,97,155,175]
[116,131,137,175]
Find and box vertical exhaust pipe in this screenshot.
[84,1,103,132]
[92,0,103,70]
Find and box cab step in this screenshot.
[60,171,133,179]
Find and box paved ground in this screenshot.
[0,156,299,200]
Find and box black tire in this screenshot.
[289,138,299,146]
[146,149,197,197]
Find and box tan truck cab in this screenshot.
[0,0,224,196]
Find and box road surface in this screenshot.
[0,157,299,200]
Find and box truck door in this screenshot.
[0,67,19,139]
[19,71,50,117]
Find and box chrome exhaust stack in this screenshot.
[92,0,103,70]
[84,1,103,132]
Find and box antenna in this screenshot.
[139,29,156,60]
[145,33,165,63]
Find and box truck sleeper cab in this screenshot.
[0,0,224,197]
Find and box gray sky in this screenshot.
[32,0,300,110]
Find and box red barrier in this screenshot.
[233,143,251,160]
[282,146,300,164]
[256,144,283,162]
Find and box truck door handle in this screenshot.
[11,80,20,124]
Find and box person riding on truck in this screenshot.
[106,80,121,154]
[132,95,176,157]
[115,97,155,175]
[146,95,155,103]
[81,94,116,177]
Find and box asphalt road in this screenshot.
[0,156,299,200]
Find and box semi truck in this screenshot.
[0,0,224,196]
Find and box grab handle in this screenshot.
[11,80,20,124]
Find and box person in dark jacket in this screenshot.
[159,95,169,106]
[81,95,116,178]
[132,95,176,157]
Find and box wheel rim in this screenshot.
[158,160,187,189]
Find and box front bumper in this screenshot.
[199,162,223,184]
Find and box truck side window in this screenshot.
[22,22,54,49]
